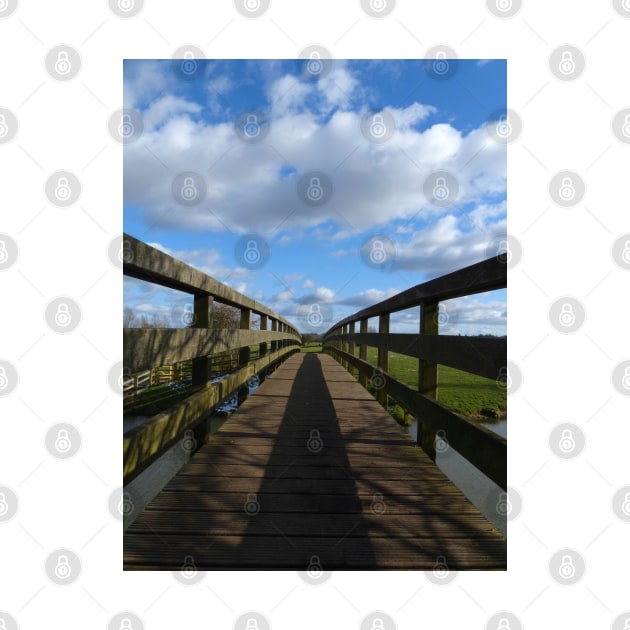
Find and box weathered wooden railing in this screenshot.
[122,234,301,489]
[322,256,507,490]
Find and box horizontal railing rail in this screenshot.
[123,233,301,485]
[322,255,507,490]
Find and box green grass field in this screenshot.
[361,346,506,419]
[301,342,323,353]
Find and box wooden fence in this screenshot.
[322,256,507,490]
[123,234,301,485]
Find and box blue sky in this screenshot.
[123,58,507,335]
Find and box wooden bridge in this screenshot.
[122,235,507,571]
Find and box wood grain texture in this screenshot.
[124,353,506,570]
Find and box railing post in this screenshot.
[271,319,277,354]
[192,294,213,389]
[418,301,439,460]
[239,308,252,367]
[341,324,348,369]
[359,317,368,387]
[377,313,389,408]
[348,321,356,378]
[260,314,268,357]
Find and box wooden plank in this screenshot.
[129,512,502,538]
[124,353,506,570]
[326,347,507,489]
[124,534,506,570]
[324,332,506,381]
[123,347,299,484]
[123,328,300,373]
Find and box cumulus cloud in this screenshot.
[123,65,506,237]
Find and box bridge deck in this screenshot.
[124,353,506,570]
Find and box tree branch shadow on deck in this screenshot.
[123,353,505,570]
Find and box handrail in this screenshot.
[123,233,302,485]
[123,233,299,334]
[324,255,506,334]
[322,255,507,489]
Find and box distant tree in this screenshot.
[123,306,138,328]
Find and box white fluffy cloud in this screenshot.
[124,68,505,237]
